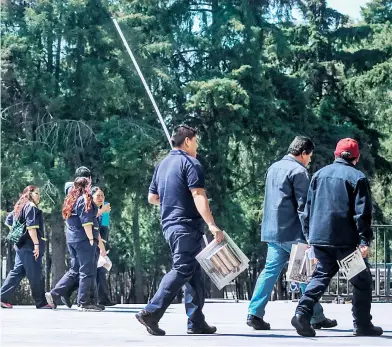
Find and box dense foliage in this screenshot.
[1,0,391,303]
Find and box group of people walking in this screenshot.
[135,125,383,338]
[0,124,384,338]
[1,167,114,311]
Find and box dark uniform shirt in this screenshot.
[5,202,46,251]
[149,149,205,233]
[65,195,99,243]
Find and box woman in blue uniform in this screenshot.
[45,177,102,311]
[0,186,51,309]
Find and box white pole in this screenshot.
[112,18,173,148]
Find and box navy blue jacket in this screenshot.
[149,149,205,233]
[65,195,99,243]
[304,158,373,247]
[261,155,310,243]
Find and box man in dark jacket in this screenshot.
[292,138,383,337]
[247,136,336,330]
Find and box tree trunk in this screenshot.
[55,32,61,96]
[6,242,13,273]
[50,211,67,286]
[132,198,144,303]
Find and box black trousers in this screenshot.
[295,246,373,327]
[145,227,205,329]
[51,240,97,305]
[0,247,47,308]
[53,247,111,305]
[96,267,112,304]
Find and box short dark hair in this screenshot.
[340,151,357,162]
[75,166,91,179]
[287,136,315,156]
[171,125,197,147]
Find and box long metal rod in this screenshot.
[384,228,387,296]
[112,18,173,148]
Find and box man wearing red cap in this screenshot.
[291,138,383,337]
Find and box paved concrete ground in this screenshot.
[1,300,391,347]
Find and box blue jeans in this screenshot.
[248,242,326,324]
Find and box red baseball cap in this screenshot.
[334,138,360,158]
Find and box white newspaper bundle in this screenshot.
[97,255,113,272]
[337,248,366,280]
[196,231,249,290]
[287,243,309,283]
[302,246,318,278]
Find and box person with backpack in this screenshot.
[1,186,52,309]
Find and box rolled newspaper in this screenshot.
[213,248,235,272]
[221,245,241,268]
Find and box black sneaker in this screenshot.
[60,296,72,309]
[187,322,217,334]
[246,314,271,330]
[136,310,165,336]
[77,304,102,312]
[291,314,316,337]
[353,324,383,336]
[96,304,105,311]
[45,292,57,309]
[312,318,338,329]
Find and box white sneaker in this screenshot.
[77,304,102,312]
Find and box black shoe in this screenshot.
[96,304,105,311]
[77,304,103,312]
[187,322,217,334]
[60,296,72,309]
[135,310,166,336]
[99,301,116,307]
[246,314,271,330]
[312,318,338,329]
[353,324,383,336]
[291,314,316,337]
